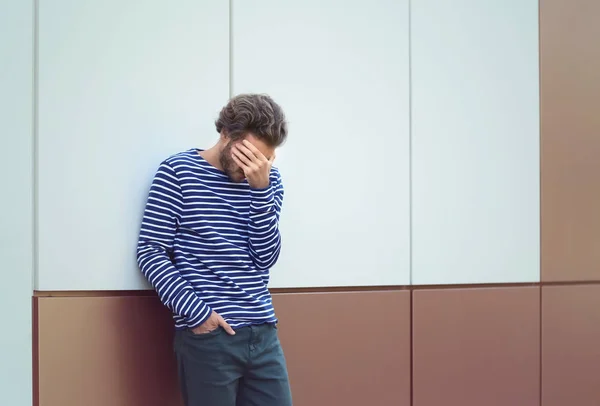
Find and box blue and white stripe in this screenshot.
[137,149,284,329]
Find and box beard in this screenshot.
[219,140,246,183]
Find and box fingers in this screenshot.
[234,143,263,165]
[241,140,268,162]
[218,315,236,335]
[231,146,254,167]
[231,153,252,175]
[232,141,273,170]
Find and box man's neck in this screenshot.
[198,146,224,171]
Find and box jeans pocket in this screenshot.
[187,326,223,339]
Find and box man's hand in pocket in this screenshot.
[192,311,236,335]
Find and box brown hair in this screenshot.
[215,94,288,147]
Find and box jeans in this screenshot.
[174,323,293,406]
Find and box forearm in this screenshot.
[248,186,282,270]
[137,161,212,328]
[137,242,212,328]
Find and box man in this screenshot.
[137,94,292,406]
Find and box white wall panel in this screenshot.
[411,0,540,284]
[233,0,411,287]
[0,1,33,404]
[37,0,229,290]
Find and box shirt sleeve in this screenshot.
[136,161,212,328]
[247,169,285,271]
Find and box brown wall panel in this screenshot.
[37,296,181,406]
[542,285,600,406]
[541,0,600,281]
[272,291,411,406]
[412,287,540,406]
[36,291,410,406]
[33,297,39,406]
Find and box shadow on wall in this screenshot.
[37,291,413,406]
[115,297,182,406]
[37,295,182,406]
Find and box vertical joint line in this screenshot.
[539,287,543,406]
[228,0,233,98]
[408,0,413,285]
[32,0,39,290]
[537,2,542,402]
[409,289,414,406]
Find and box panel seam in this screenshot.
[538,1,542,405]
[409,289,414,406]
[538,0,543,286]
[539,286,543,406]
[408,0,413,286]
[228,0,233,98]
[32,0,39,290]
[32,3,40,404]
[33,280,600,297]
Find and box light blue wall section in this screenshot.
[233,0,411,287]
[411,0,540,285]
[32,0,540,291]
[0,1,34,405]
[36,0,229,290]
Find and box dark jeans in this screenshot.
[174,323,293,406]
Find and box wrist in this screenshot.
[248,179,270,190]
[187,305,212,329]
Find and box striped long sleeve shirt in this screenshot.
[136,149,284,330]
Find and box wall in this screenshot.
[411,0,540,285]
[30,1,600,406]
[539,0,600,404]
[0,1,34,406]
[232,0,412,287]
[36,0,412,291]
[36,0,229,290]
